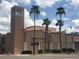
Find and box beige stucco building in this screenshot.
[24,26,79,53]
[24,26,51,53]
[4,5,79,54]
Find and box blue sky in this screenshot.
[0,0,79,34]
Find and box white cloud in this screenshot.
[0,1,16,34]
[10,1,18,6]
[78,13,79,16]
[71,19,79,33]
[5,0,31,5]
[49,19,58,29]
[40,11,47,17]
[63,18,70,21]
[65,27,74,34]
[16,0,31,6]
[0,17,10,34]
[67,0,79,7]
[24,9,44,28]
[25,18,34,27]
[0,0,2,3]
[1,0,79,34]
[0,17,10,24]
[36,20,43,26]
[49,18,76,33]
[24,9,29,19]
[0,1,12,17]
[35,0,61,8]
[24,9,34,27]
[71,0,79,5]
[72,19,79,26]
[63,4,72,9]
[0,0,31,34]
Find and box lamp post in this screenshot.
[65,29,67,49]
[42,25,46,53]
[70,27,74,49]
[36,42,39,53]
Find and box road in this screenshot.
[0,54,79,59]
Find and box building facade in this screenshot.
[11,6,24,54]
[24,26,79,53]
[0,33,3,54]
[3,6,79,54]
[5,33,11,54]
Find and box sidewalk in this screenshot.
[0,53,79,59]
[0,53,79,56]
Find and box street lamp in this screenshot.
[70,26,74,49]
[31,40,36,54]
[42,24,46,53]
[65,29,67,49]
[36,42,39,53]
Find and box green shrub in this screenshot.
[21,50,32,54]
[45,49,60,53]
[38,50,43,54]
[67,48,75,52]
[62,48,67,53]
[62,48,75,53]
[53,49,60,53]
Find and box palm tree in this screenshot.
[42,18,51,53]
[30,5,40,54]
[56,7,65,52]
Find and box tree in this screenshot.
[56,7,65,53]
[30,5,40,54]
[42,18,51,53]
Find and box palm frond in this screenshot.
[56,7,66,15]
[55,20,64,26]
[55,23,58,26]
[42,18,51,26]
[56,12,60,15]
[42,23,45,25]
[30,5,40,15]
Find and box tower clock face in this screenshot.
[15,12,19,16]
[15,11,23,16]
[15,12,18,16]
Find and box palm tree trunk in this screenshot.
[59,14,62,53]
[47,26,49,50]
[59,26,62,52]
[33,12,36,54]
[44,26,47,53]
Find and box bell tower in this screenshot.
[11,6,24,54]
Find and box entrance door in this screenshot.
[75,42,79,51]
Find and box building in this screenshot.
[24,26,79,53]
[4,25,79,54]
[0,33,3,54]
[5,33,11,54]
[11,6,24,54]
[4,5,79,54]
[24,26,56,53]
